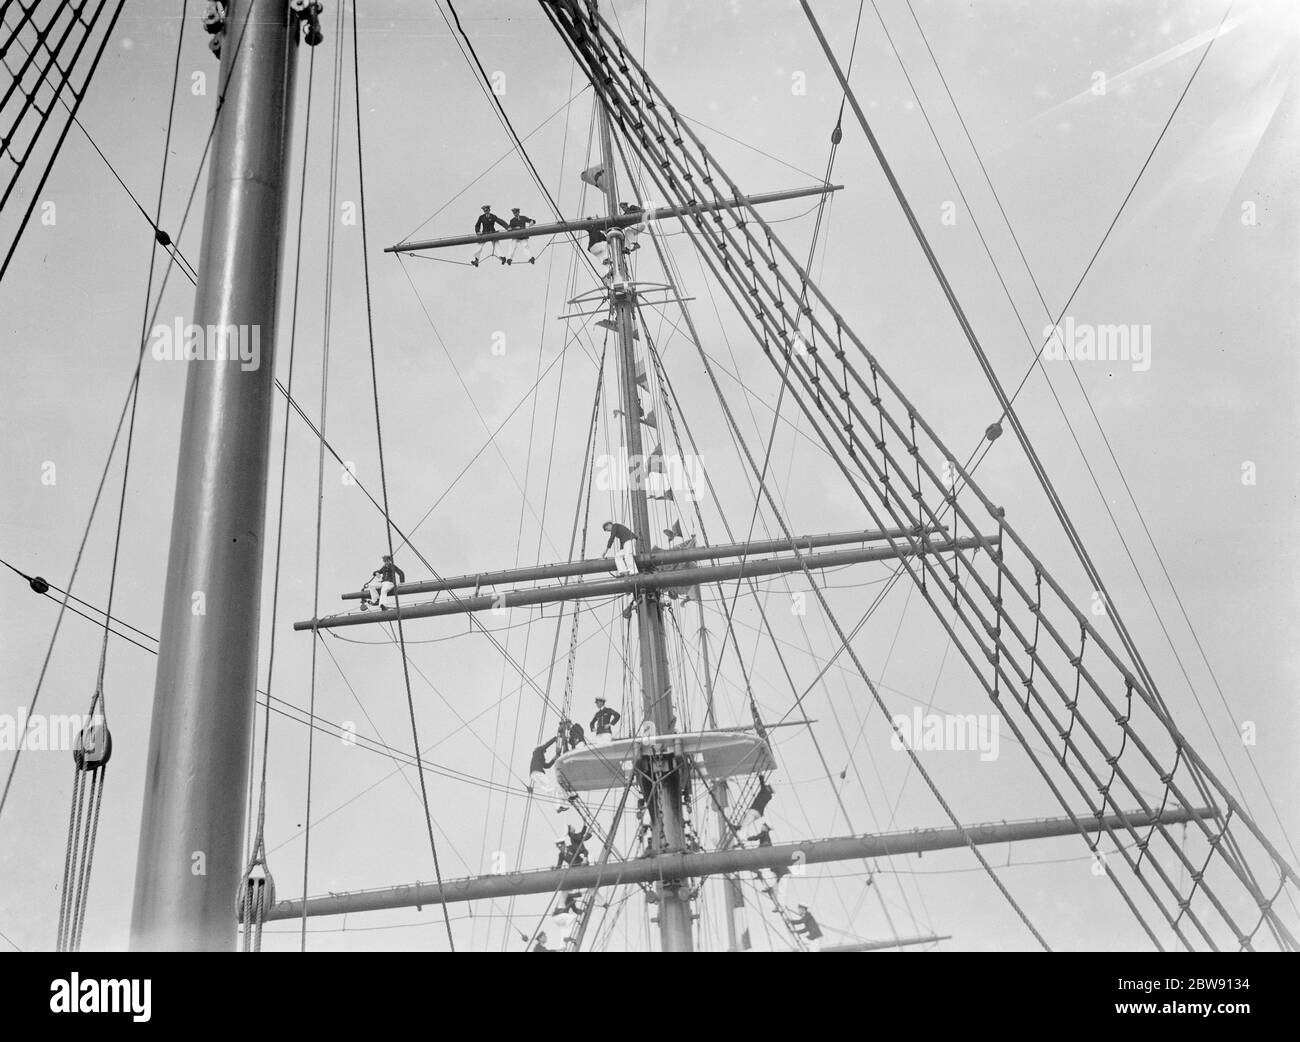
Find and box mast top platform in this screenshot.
[556,730,775,792]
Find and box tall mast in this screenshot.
[596,100,693,951]
[130,0,301,951]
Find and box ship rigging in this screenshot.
[1,0,1295,954]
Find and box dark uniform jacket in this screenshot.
[590,705,621,734]
[475,211,507,235]
[529,737,558,774]
[604,522,634,550]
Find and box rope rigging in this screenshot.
[298,0,347,954]
[801,0,1282,938]
[670,323,898,932]
[495,119,593,945]
[0,0,251,834]
[396,84,592,247]
[614,120,923,942]
[0,2,195,280]
[828,0,1287,948]
[0,0,126,285]
[0,558,654,810]
[440,0,605,284]
[890,0,1293,878]
[618,109,1170,945]
[10,0,1284,955]
[541,0,1298,951]
[240,13,321,954]
[52,0,187,952]
[349,0,456,951]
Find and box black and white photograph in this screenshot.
[0,0,1296,992]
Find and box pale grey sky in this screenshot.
[1,0,1297,951]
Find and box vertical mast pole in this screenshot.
[131,0,300,951]
[595,97,693,951]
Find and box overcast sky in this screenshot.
[1,0,1297,952]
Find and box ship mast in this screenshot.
[594,96,694,952]
[130,0,303,951]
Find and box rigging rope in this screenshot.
[834,0,1287,938]
[300,0,348,954]
[595,0,1274,878]
[853,5,1272,913]
[897,0,1294,877]
[542,0,1300,949]
[5,552,584,810]
[629,119,1176,946]
[0,4,196,281]
[0,0,253,837]
[53,0,186,951]
[240,23,319,954]
[440,0,604,283]
[797,0,1290,948]
[0,0,126,284]
[616,138,918,940]
[397,84,591,246]
[492,120,587,946]
[350,0,455,951]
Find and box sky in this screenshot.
[1,0,1298,952]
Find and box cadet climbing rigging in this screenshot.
[528,736,560,794]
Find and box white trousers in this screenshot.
[474,239,500,263]
[613,545,637,575]
[530,770,554,794]
[507,238,533,263]
[551,910,578,944]
[365,579,395,608]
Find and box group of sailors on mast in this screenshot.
[526,697,623,796]
[351,510,670,617]
[730,776,826,948]
[521,753,828,949]
[471,204,537,266]
[467,161,649,273]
